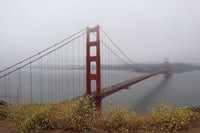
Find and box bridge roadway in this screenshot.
[72,70,166,102]
[100,70,165,98]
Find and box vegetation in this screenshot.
[0,100,11,120]
[0,97,199,133]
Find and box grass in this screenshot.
[1,97,199,133]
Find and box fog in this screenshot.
[0,0,200,68]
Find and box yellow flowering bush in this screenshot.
[6,98,200,133]
[102,105,131,132]
[49,103,71,129]
[0,100,11,120]
[68,96,97,132]
[169,107,198,130]
[8,104,51,133]
[8,96,97,132]
[132,104,199,132]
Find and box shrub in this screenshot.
[68,96,97,132]
[8,96,97,132]
[49,97,97,131]
[169,107,198,131]
[102,105,131,132]
[137,104,199,132]
[49,103,71,129]
[148,104,175,131]
[0,100,11,120]
[8,104,51,133]
[7,99,199,133]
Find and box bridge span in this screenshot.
[91,69,170,109]
[86,25,171,109]
[0,25,171,109]
[101,70,166,98]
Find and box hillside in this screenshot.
[0,98,200,133]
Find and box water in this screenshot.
[103,71,200,110]
[1,69,200,109]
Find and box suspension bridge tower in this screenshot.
[164,58,171,78]
[86,25,102,109]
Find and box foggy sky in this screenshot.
[0,0,200,68]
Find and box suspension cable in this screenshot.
[100,27,146,72]
[0,28,86,74]
[0,32,86,78]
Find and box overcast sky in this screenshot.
[0,0,200,68]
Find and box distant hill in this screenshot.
[15,63,200,74]
[137,63,200,73]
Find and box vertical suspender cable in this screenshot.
[81,34,85,95]
[116,45,119,83]
[0,28,86,104]
[30,61,33,103]
[7,69,10,103]
[61,47,64,101]
[57,51,60,101]
[50,53,53,103]
[4,76,6,101]
[17,63,21,104]
[55,50,57,102]
[78,36,81,96]
[40,57,43,103]
[104,38,107,87]
[101,35,104,88]
[66,42,68,99]
[47,56,50,103]
[72,38,75,98]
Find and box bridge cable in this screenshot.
[0,28,86,74]
[30,62,33,103]
[78,36,81,96]
[72,37,75,98]
[17,64,21,104]
[40,56,43,103]
[7,69,10,103]
[61,44,64,101]
[47,55,50,103]
[100,27,146,73]
[100,40,134,70]
[4,76,6,101]
[0,32,86,79]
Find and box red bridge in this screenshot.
[0,25,171,109]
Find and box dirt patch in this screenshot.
[0,120,16,133]
[1,119,200,133]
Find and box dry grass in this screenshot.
[2,97,199,133]
[8,96,97,133]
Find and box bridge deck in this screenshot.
[101,71,165,98]
[71,70,166,102]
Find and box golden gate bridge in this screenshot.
[0,25,170,109]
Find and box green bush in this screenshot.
[135,104,199,132]
[102,105,131,132]
[8,97,97,132]
[49,103,71,129]
[7,98,199,133]
[8,104,51,133]
[0,100,11,120]
[68,96,97,132]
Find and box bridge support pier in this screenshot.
[86,25,102,109]
[164,58,171,78]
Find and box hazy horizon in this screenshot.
[1,0,200,68]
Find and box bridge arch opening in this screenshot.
[91,80,96,93]
[90,61,97,74]
[90,46,97,57]
[89,32,97,42]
